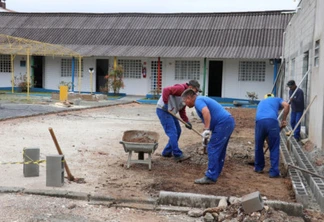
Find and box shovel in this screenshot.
[168,111,208,154]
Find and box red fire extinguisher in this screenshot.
[142,67,147,78]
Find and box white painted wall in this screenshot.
[283,0,324,148]
[221,59,275,100]
[309,0,324,148]
[0,55,30,87]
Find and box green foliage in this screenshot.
[11,73,35,92]
[151,88,161,99]
[58,81,73,90]
[246,91,258,103]
[105,65,125,95]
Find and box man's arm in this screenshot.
[201,106,211,129]
[281,101,290,127]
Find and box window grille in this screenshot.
[314,40,320,67]
[151,61,162,91]
[0,55,11,73]
[118,59,142,78]
[61,58,83,77]
[238,61,266,81]
[175,61,200,80]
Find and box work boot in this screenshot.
[174,154,191,162]
[194,176,216,184]
[269,174,282,178]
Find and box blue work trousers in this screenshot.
[290,111,303,140]
[156,108,183,157]
[205,116,235,181]
[255,118,280,177]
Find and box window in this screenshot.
[61,58,83,77]
[314,40,320,67]
[118,59,142,78]
[175,61,200,80]
[238,61,266,81]
[0,55,11,73]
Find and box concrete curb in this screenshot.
[0,186,304,216]
[0,100,134,122]
[158,191,304,217]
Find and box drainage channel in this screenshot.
[280,127,324,211]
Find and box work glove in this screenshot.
[185,122,192,130]
[201,129,211,139]
[162,104,168,111]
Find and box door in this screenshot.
[96,59,109,92]
[32,56,43,88]
[208,61,223,97]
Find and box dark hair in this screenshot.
[287,80,296,87]
[181,88,197,98]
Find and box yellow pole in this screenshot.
[11,55,15,93]
[78,56,82,94]
[26,49,30,100]
[114,56,117,69]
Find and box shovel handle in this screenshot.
[49,127,75,181]
[167,111,202,137]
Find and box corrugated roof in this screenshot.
[0,11,293,58]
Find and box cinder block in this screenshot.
[46,155,64,187]
[23,148,40,177]
[241,191,264,213]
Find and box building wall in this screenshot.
[221,59,275,100]
[1,56,276,100]
[311,0,324,148]
[284,0,324,148]
[0,55,29,87]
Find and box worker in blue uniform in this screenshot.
[254,94,290,178]
[181,89,235,184]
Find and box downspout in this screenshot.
[157,57,161,91]
[203,58,207,96]
[71,57,75,92]
[273,59,278,96]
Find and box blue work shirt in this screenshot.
[255,97,283,121]
[195,96,231,130]
[289,88,304,112]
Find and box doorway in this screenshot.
[208,61,223,97]
[96,59,109,92]
[32,56,43,88]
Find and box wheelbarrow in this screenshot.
[119,130,159,170]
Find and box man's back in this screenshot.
[256,97,283,121]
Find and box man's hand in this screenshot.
[185,122,192,130]
[201,129,211,139]
[162,104,168,111]
[281,120,287,128]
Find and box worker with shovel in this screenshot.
[181,89,235,184]
[254,94,290,178]
[156,80,202,161]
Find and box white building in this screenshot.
[282,0,324,148]
[0,10,292,99]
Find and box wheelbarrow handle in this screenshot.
[168,111,202,138]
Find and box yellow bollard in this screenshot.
[59,85,68,101]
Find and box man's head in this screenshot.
[187,80,202,93]
[181,88,197,108]
[287,80,296,90]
